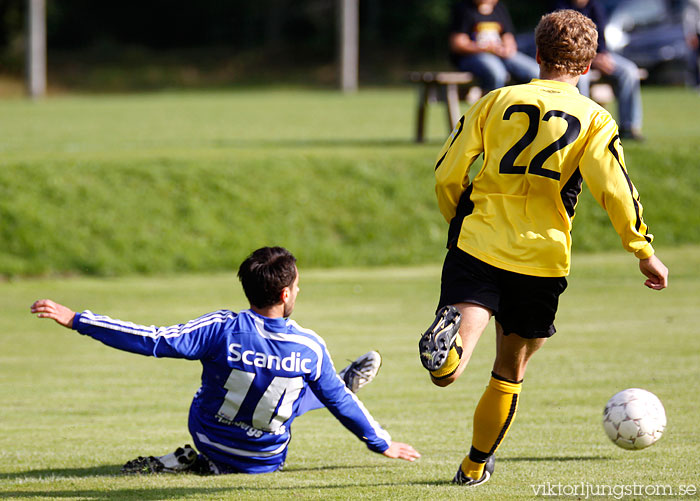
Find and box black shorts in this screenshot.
[438,247,568,339]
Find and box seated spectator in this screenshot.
[554,0,645,140]
[449,0,539,92]
[683,0,700,89]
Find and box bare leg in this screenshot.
[492,321,547,382]
[431,302,492,387]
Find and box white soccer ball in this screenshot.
[602,388,666,450]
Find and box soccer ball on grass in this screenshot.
[602,388,666,450]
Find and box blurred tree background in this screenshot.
[0,0,551,91]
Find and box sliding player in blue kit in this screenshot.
[31,246,420,474]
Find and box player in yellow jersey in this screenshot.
[418,9,669,486]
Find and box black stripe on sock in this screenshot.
[491,371,523,385]
[468,446,491,464]
[488,393,518,455]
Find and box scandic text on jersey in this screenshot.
[228,343,314,373]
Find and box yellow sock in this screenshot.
[429,334,463,379]
[460,373,522,479]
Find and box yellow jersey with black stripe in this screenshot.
[435,79,654,277]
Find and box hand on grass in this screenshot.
[382,442,421,462]
[31,299,76,328]
[639,255,668,290]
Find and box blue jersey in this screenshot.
[72,308,391,473]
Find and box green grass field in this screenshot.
[1,245,698,500]
[1,84,699,499]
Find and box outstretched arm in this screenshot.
[31,300,222,359]
[31,299,76,328]
[639,255,668,290]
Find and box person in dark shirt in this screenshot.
[684,0,700,88]
[449,0,539,91]
[554,0,645,140]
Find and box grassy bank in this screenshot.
[0,87,698,276]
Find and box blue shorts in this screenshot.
[438,247,567,339]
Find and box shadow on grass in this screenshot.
[0,464,121,480]
[1,481,466,499]
[282,463,388,473]
[0,456,613,477]
[1,487,240,500]
[1,457,616,497]
[501,455,613,462]
[0,463,381,481]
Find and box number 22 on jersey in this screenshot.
[499,104,581,181]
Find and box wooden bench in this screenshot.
[408,71,474,143]
[408,68,648,142]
